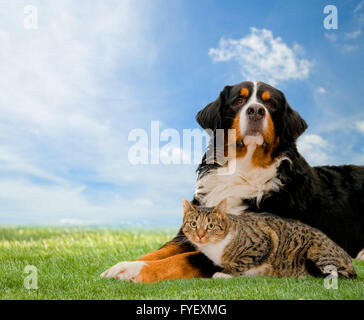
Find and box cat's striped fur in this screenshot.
[182,199,356,278]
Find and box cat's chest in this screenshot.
[196,232,233,267]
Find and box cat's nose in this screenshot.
[197,229,206,239]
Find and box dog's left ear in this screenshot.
[196,85,232,133]
[281,98,308,144]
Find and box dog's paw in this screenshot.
[212,272,232,279]
[101,261,146,281]
[356,249,364,261]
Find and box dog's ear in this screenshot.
[196,86,232,133]
[280,98,308,144]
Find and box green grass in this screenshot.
[0,227,363,300]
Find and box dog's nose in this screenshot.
[246,104,265,121]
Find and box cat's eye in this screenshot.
[208,223,214,230]
[190,221,197,228]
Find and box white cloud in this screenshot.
[324,33,338,42]
[356,121,364,134]
[316,87,327,94]
[297,134,330,165]
[0,175,192,225]
[327,2,363,53]
[342,44,360,53]
[0,1,197,226]
[0,146,65,183]
[354,0,364,21]
[208,28,312,85]
[325,3,363,51]
[354,0,364,13]
[345,29,362,39]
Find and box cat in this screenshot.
[182,198,356,278]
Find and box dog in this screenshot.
[101,81,364,283]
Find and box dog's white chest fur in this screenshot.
[196,232,233,267]
[195,144,285,215]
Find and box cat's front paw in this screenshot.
[212,272,232,279]
[101,261,146,282]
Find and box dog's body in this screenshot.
[102,81,364,283]
[195,154,364,258]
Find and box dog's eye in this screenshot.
[234,97,245,106]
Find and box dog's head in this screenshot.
[196,81,307,167]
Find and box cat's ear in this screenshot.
[183,198,195,215]
[215,199,227,217]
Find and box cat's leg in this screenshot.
[217,263,274,278]
[306,241,357,278]
[242,263,274,277]
[101,251,219,283]
[212,264,274,278]
[212,272,232,279]
[356,249,364,261]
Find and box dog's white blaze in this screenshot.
[195,144,286,215]
[101,261,146,281]
[196,232,233,267]
[239,81,268,140]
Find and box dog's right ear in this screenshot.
[196,85,232,133]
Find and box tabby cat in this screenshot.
[182,198,356,278]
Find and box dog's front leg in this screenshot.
[101,251,216,283]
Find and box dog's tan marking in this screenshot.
[251,113,280,168]
[262,90,271,101]
[102,252,206,283]
[135,252,206,283]
[138,242,188,261]
[240,88,249,97]
[229,113,248,159]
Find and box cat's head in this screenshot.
[182,198,229,245]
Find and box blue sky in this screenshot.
[0,0,363,226]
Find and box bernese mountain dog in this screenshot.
[101,81,364,283]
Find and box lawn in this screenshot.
[0,227,363,300]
